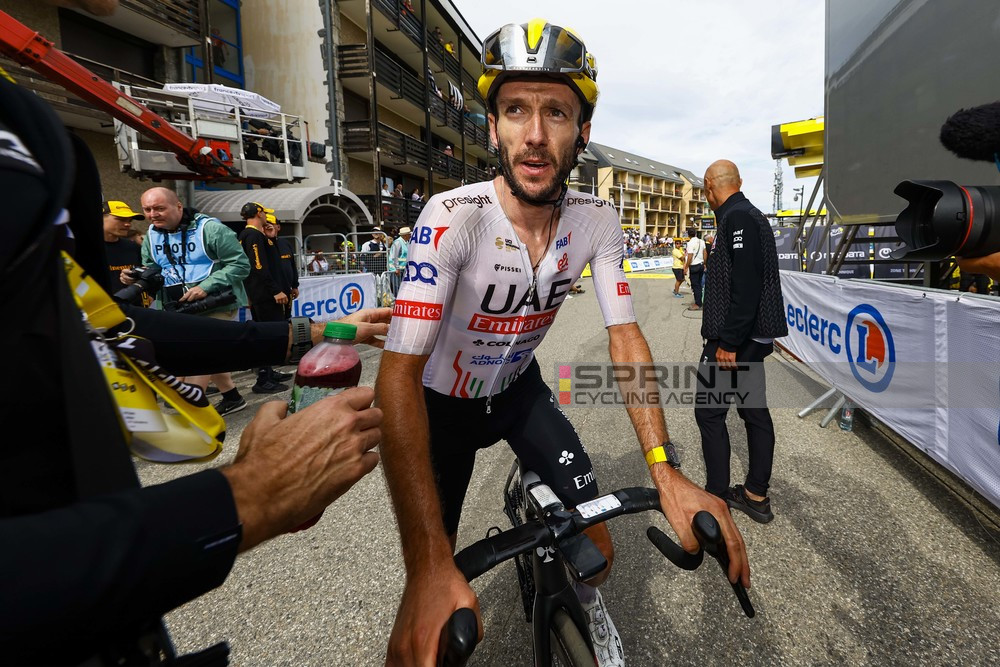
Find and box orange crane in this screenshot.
[0,9,254,183]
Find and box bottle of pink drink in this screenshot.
[288,321,360,532]
[289,322,361,413]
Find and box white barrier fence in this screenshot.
[240,273,377,324]
[779,271,1000,511]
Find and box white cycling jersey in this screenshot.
[385,179,636,399]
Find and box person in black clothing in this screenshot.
[0,68,388,665]
[265,216,299,318]
[697,160,789,524]
[239,201,290,393]
[102,199,145,295]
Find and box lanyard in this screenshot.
[62,251,225,462]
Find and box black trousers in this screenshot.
[689,265,705,306]
[695,338,775,497]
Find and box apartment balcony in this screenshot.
[339,45,493,155]
[77,0,201,48]
[359,195,426,228]
[372,0,423,46]
[0,52,161,132]
[427,38,462,85]
[343,120,487,185]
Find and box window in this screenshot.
[186,0,244,87]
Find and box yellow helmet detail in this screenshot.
[478,19,599,121]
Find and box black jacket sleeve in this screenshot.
[123,305,290,375]
[719,211,764,351]
[0,470,240,663]
[239,227,280,302]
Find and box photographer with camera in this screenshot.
[128,186,251,415]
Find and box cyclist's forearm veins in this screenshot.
[376,364,453,572]
[608,324,669,450]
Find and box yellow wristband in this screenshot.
[645,446,668,468]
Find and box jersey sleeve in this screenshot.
[590,213,637,327]
[384,202,466,355]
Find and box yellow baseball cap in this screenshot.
[103,200,144,220]
[265,213,277,224]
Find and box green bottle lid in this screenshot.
[323,322,358,341]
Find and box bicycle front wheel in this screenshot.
[549,609,594,667]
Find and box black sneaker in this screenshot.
[251,380,289,394]
[724,485,774,524]
[205,385,220,396]
[271,369,293,382]
[215,395,247,417]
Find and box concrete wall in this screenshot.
[241,0,330,186]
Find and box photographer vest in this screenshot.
[148,213,217,287]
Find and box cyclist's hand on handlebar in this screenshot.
[650,467,751,589]
[386,562,482,666]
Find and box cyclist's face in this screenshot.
[490,80,590,204]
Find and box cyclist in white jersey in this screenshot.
[377,20,750,666]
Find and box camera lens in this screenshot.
[892,180,1000,260]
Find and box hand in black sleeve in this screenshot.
[719,212,764,352]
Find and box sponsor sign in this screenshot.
[780,271,1000,511]
[287,273,376,323]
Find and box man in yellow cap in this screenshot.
[239,201,291,392]
[102,200,145,295]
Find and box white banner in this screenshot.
[780,271,1000,510]
[626,257,671,272]
[240,273,377,324]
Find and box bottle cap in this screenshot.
[323,322,358,340]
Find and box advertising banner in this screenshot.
[241,273,376,323]
[779,271,1000,510]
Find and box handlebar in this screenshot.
[438,485,755,665]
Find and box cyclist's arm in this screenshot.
[378,205,481,663]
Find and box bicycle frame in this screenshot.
[507,460,596,666]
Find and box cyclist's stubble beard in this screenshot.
[499,139,577,205]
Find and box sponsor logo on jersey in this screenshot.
[556,232,572,249]
[480,279,572,314]
[442,194,493,212]
[472,333,541,347]
[495,237,520,252]
[617,282,631,296]
[565,196,611,208]
[393,299,443,320]
[557,253,569,272]
[468,310,558,334]
[450,351,484,398]
[494,264,522,273]
[469,353,504,365]
[508,348,533,364]
[411,225,449,250]
[403,261,438,285]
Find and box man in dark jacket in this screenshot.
[239,201,289,393]
[697,160,788,524]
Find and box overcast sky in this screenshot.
[455,0,825,213]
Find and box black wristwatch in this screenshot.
[289,316,313,363]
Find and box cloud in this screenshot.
[456,0,825,211]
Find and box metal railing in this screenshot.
[120,0,200,41]
[360,195,426,227]
[372,0,422,46]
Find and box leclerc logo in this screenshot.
[845,304,895,392]
[339,283,364,315]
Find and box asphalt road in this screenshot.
[137,273,1000,666]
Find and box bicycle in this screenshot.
[437,460,755,666]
